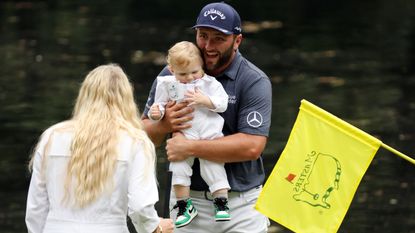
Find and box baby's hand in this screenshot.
[150,104,162,120]
[185,88,213,108]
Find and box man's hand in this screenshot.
[142,100,193,146]
[166,132,192,162]
[163,101,194,132]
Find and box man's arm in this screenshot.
[142,101,194,147]
[165,132,267,163]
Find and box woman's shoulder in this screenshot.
[34,121,74,155]
[43,120,73,132]
[39,121,73,140]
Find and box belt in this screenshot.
[189,186,262,201]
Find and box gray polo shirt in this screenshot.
[143,52,272,192]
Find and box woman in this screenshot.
[26,64,173,233]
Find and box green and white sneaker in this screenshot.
[213,197,231,221]
[174,198,198,228]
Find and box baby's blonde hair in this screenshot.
[167,41,203,70]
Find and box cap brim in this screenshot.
[192,24,233,35]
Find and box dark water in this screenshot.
[1,0,415,232]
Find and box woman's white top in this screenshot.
[25,122,160,233]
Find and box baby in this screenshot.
[148,41,231,228]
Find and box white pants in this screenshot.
[170,157,230,193]
[170,108,230,193]
[170,186,270,233]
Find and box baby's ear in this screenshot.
[167,65,174,74]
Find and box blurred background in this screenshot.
[1,0,414,232]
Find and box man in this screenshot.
[142,2,272,233]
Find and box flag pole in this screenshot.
[381,143,415,165]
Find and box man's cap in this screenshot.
[193,2,242,35]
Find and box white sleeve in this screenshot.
[148,77,169,121]
[25,151,49,233]
[205,80,228,113]
[128,143,160,233]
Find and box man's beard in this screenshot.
[202,41,235,73]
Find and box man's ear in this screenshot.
[233,34,243,51]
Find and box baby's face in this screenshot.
[171,59,204,84]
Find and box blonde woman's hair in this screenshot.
[167,41,203,70]
[29,64,156,208]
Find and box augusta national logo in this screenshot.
[285,151,342,209]
[247,111,263,128]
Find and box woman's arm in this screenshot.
[128,142,173,233]
[26,151,49,233]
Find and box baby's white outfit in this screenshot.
[149,74,230,193]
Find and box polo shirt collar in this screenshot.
[217,51,242,80]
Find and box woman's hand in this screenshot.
[157,218,174,233]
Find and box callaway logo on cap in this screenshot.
[193,2,242,35]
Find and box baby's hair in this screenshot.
[167,41,203,69]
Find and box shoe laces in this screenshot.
[173,200,188,215]
[214,197,229,211]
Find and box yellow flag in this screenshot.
[256,99,382,233]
